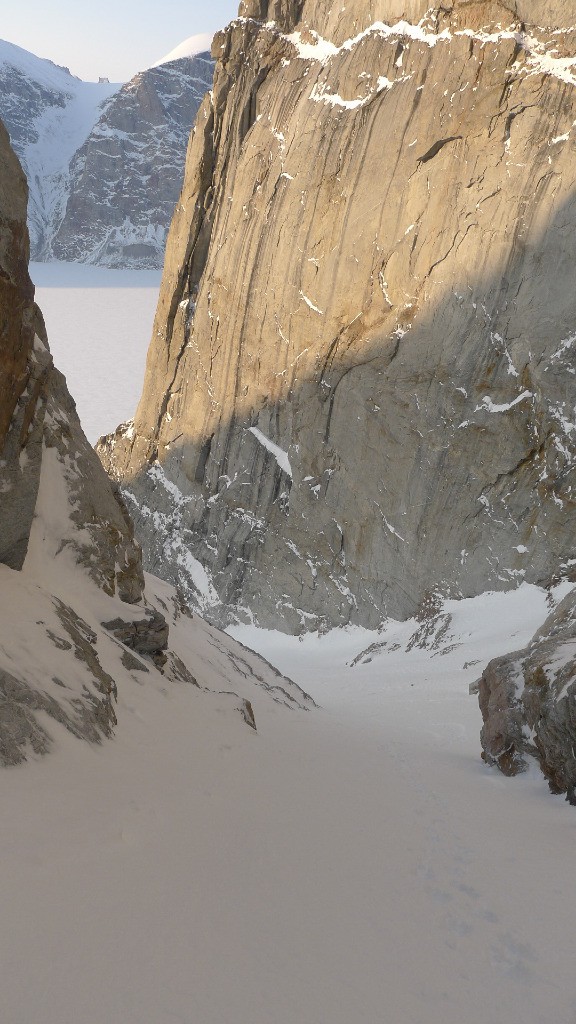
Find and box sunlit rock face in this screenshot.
[100,0,576,632]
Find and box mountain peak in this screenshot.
[152,32,214,67]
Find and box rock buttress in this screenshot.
[99,2,576,632]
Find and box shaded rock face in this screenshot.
[100,0,576,633]
[0,119,145,760]
[0,118,49,569]
[0,41,213,268]
[479,585,576,802]
[51,55,214,267]
[0,119,144,592]
[0,119,35,448]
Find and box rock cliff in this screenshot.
[0,118,310,766]
[99,0,576,633]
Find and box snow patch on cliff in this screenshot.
[248,427,293,477]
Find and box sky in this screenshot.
[2,0,240,82]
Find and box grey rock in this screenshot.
[0,116,307,766]
[99,2,576,633]
[102,609,169,670]
[0,114,46,569]
[0,118,140,760]
[0,600,117,767]
[479,586,576,802]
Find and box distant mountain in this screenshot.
[0,39,214,268]
[0,40,118,258]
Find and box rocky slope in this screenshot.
[0,39,213,267]
[99,0,576,635]
[0,117,311,765]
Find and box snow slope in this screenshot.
[2,581,575,1023]
[2,268,576,1021]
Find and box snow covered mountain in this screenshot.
[0,38,214,267]
[0,39,118,259]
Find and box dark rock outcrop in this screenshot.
[0,114,144,759]
[0,98,321,772]
[99,1,576,633]
[0,113,313,766]
[479,586,576,802]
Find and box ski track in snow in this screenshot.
[4,266,576,1021]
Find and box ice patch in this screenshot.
[476,391,533,413]
[248,427,293,477]
[300,291,324,314]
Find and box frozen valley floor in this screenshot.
[1,586,575,1024]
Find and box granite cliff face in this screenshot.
[0,119,309,766]
[99,0,576,635]
[0,40,213,268]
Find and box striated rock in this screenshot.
[100,0,576,633]
[479,586,576,802]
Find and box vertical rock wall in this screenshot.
[100,2,576,632]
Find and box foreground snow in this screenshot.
[2,582,575,1023]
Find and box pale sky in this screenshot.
[2,0,240,82]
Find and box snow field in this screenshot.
[31,261,161,443]
[2,573,576,1022]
